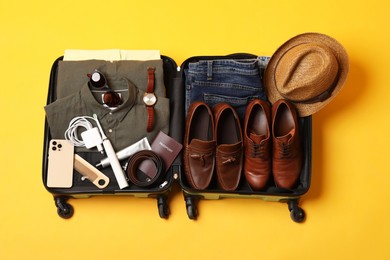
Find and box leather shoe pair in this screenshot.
[244,99,302,190]
[184,101,243,191]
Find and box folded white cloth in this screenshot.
[63,49,160,61]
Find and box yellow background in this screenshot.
[0,0,389,259]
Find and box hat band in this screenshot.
[284,70,340,104]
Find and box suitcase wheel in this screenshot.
[185,196,198,220]
[288,199,305,223]
[157,195,170,219]
[54,196,74,219]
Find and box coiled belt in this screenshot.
[126,150,165,187]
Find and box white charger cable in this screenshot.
[64,114,129,189]
[64,116,104,152]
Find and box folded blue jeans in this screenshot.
[185,56,270,122]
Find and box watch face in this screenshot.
[143,93,157,106]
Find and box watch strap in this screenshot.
[146,67,155,93]
[146,67,156,133]
[146,106,154,132]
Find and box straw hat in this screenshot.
[264,32,349,116]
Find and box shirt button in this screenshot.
[109,112,113,115]
[108,129,113,133]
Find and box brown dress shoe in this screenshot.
[243,99,272,190]
[184,101,216,190]
[272,99,302,189]
[213,103,243,191]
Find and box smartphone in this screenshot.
[47,139,74,188]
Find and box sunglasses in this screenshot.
[87,70,122,108]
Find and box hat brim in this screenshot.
[264,33,349,117]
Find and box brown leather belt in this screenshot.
[126,150,165,187]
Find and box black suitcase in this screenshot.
[175,54,312,223]
[42,55,181,219]
[42,53,311,223]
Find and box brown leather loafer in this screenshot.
[184,101,216,190]
[272,99,302,189]
[213,103,243,191]
[243,99,272,190]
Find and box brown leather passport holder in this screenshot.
[138,131,183,178]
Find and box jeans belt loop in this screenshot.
[207,60,213,81]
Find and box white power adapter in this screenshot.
[81,127,104,152]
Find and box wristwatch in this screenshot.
[143,67,157,132]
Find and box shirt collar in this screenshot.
[80,77,138,122]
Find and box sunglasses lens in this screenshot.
[103,91,122,107]
[90,71,106,89]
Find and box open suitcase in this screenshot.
[42,53,311,223]
[176,54,311,223]
[42,55,181,219]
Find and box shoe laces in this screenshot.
[278,142,292,158]
[276,131,294,158]
[249,142,265,158]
